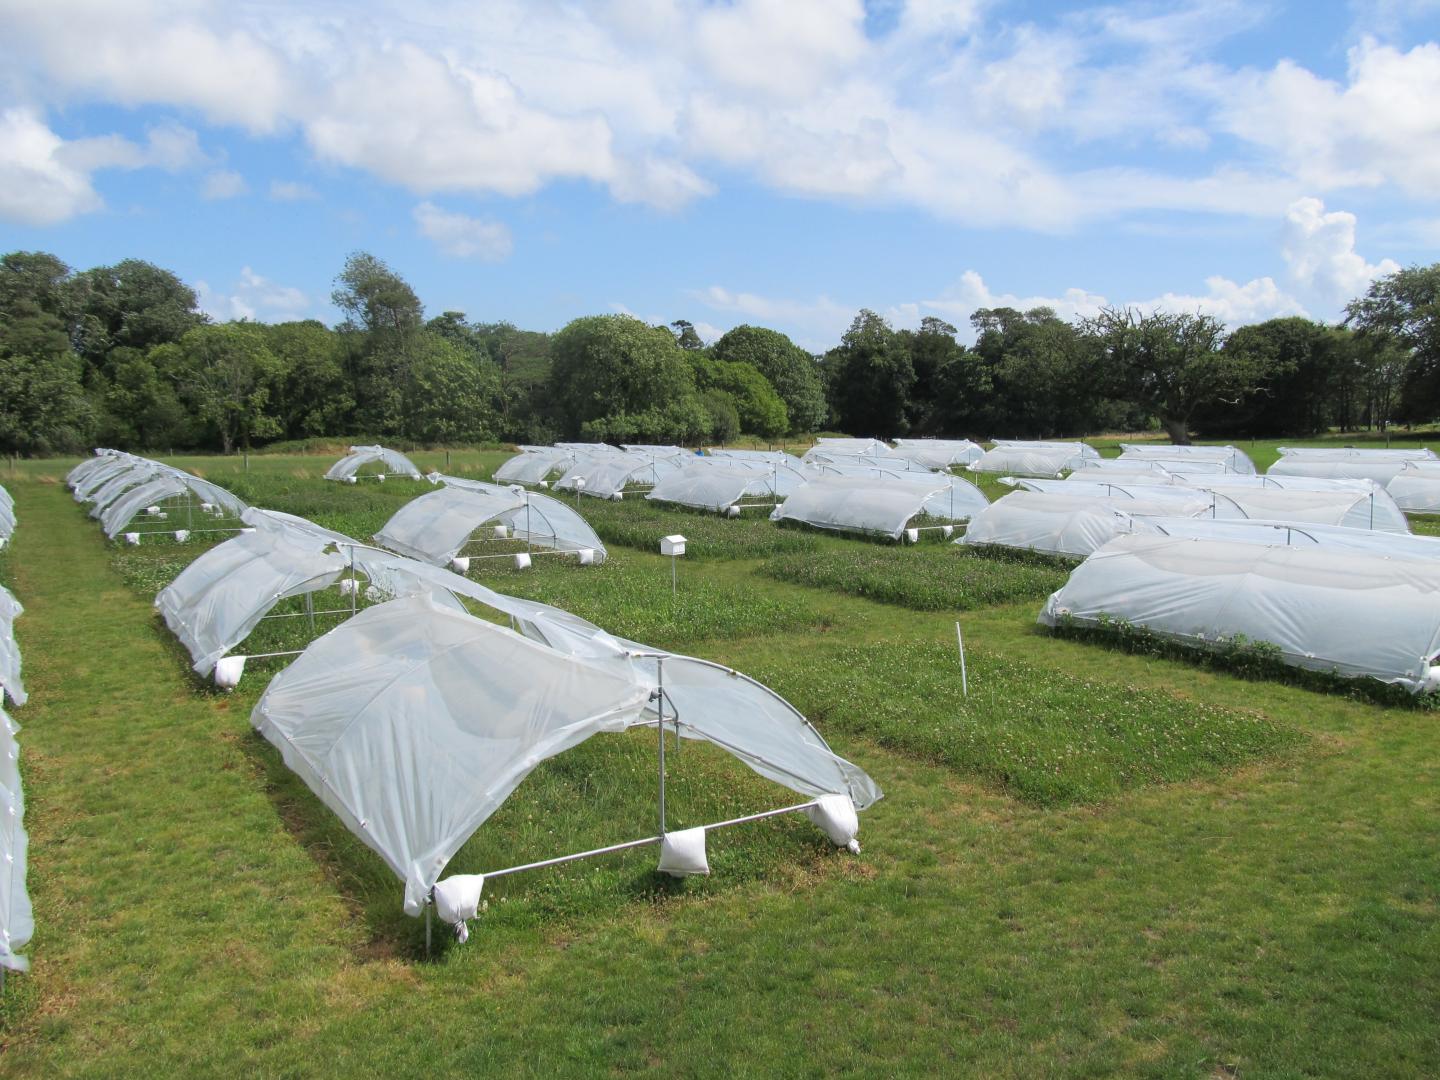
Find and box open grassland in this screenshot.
[0,440,1436,1077]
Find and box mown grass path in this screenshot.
[0,468,1437,1076]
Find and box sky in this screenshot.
[1,0,1437,350]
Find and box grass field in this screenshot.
[0,437,1436,1077]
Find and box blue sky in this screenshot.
[1,0,1437,350]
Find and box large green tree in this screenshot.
[401,336,504,444]
[166,324,283,453]
[711,324,827,433]
[265,320,354,439]
[0,296,93,455]
[824,310,916,437]
[332,252,427,434]
[70,258,203,375]
[548,314,706,441]
[1346,263,1440,423]
[1083,307,1239,444]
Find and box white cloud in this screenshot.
[196,266,310,322]
[0,108,211,225]
[201,168,247,199]
[1216,38,1440,195]
[0,107,104,224]
[921,270,1110,329]
[269,179,317,201]
[608,156,714,211]
[1281,196,1401,303]
[691,285,857,350]
[2,1,1438,229]
[1132,275,1308,324]
[413,201,513,261]
[2,0,291,133]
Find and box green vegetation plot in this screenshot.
[747,639,1301,806]
[760,544,1070,611]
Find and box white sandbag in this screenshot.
[806,794,861,853]
[213,654,247,689]
[433,873,486,942]
[657,827,709,877]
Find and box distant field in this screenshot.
[0,439,1436,1078]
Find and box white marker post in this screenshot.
[955,621,969,697]
[660,534,686,597]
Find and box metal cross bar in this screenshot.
[477,800,820,883]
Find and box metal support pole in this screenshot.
[305,590,315,632]
[348,546,358,614]
[656,657,666,837]
[425,905,432,958]
[670,553,677,597]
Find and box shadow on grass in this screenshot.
[1043,618,1440,712]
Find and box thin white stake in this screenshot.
[955,621,969,697]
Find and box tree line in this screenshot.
[1,248,1436,456]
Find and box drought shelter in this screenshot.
[804,438,892,459]
[888,439,983,468]
[98,472,248,539]
[1140,516,1440,558]
[0,707,32,972]
[646,463,798,513]
[771,474,987,539]
[1040,534,1440,693]
[0,587,23,707]
[324,445,423,482]
[959,490,1210,558]
[970,444,1086,476]
[553,451,686,499]
[1268,447,1435,485]
[1118,444,1256,474]
[1385,462,1440,513]
[493,447,575,485]
[375,478,605,568]
[252,594,881,923]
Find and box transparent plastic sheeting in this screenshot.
[771,474,988,539]
[888,439,983,467]
[646,464,794,511]
[1011,479,1214,504]
[803,438,892,460]
[958,491,1211,559]
[1118,444,1257,474]
[805,452,935,474]
[252,594,881,915]
[0,708,32,972]
[376,477,606,565]
[99,474,248,538]
[1040,534,1440,693]
[0,586,23,708]
[324,445,422,481]
[1267,447,1435,485]
[620,445,692,457]
[493,448,574,485]
[1140,516,1440,558]
[1386,463,1440,512]
[0,485,13,544]
[157,529,348,676]
[552,452,687,499]
[1019,477,1412,534]
[704,448,806,466]
[969,445,1085,476]
[1277,447,1434,460]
